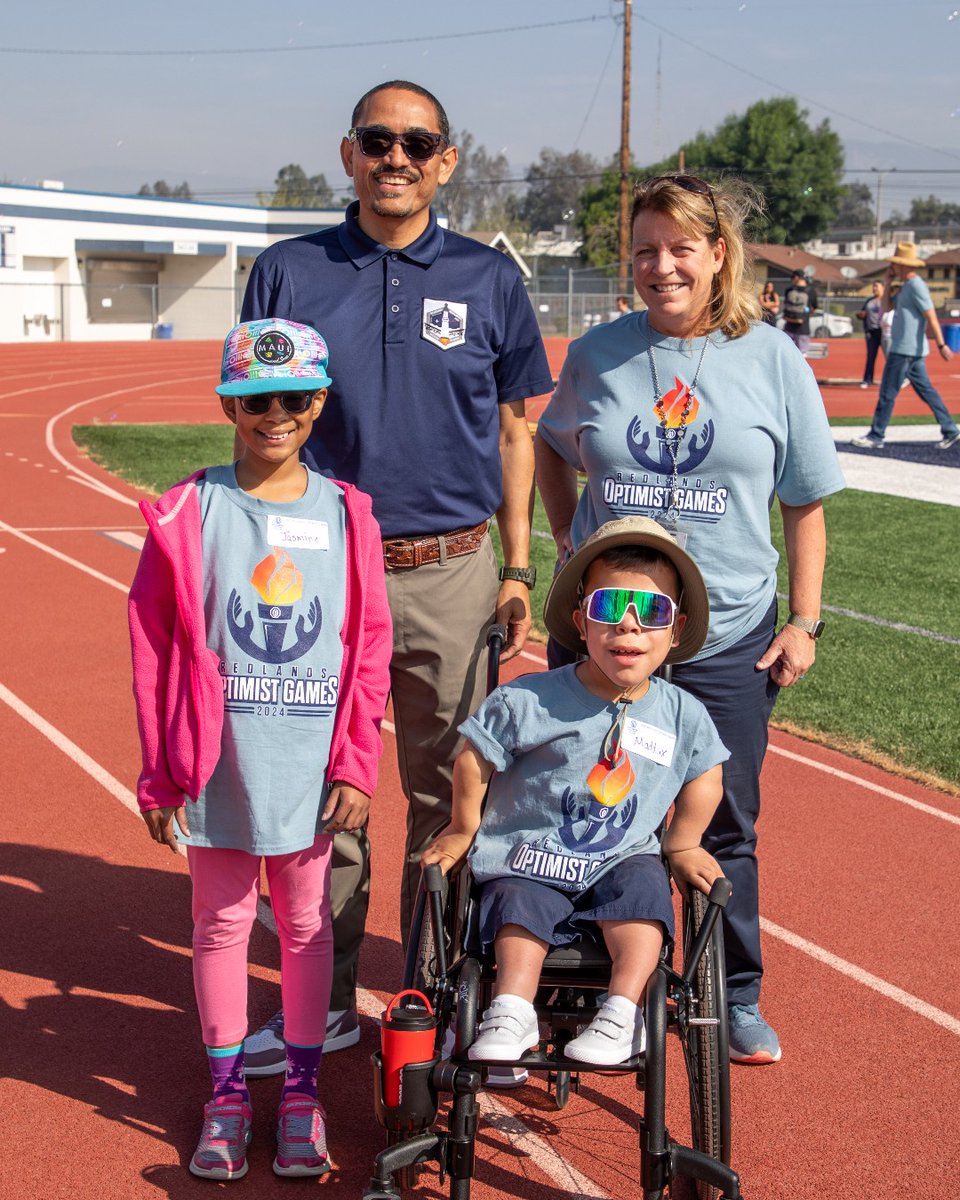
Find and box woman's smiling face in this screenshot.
[632,209,725,338]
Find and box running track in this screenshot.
[1,341,958,1199]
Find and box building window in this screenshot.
[0,226,15,268]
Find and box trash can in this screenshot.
[155,322,174,340]
[942,323,960,352]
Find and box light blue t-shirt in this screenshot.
[538,314,845,659]
[461,666,729,892]
[182,465,346,855]
[890,275,934,358]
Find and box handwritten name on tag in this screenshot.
[622,719,676,766]
[267,515,329,551]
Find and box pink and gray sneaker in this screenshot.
[273,1096,330,1177]
[189,1096,253,1180]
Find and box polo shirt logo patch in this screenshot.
[422,299,467,350]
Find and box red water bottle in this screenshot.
[380,989,437,1107]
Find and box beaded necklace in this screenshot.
[645,318,710,528]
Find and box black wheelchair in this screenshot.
[364,628,743,1200]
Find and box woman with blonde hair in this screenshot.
[535,173,844,1065]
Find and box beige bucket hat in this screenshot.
[543,516,710,665]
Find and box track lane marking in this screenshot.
[0,518,129,594]
[761,918,960,1035]
[767,745,960,827]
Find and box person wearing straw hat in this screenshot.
[422,517,729,1067]
[852,241,957,450]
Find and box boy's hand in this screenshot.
[143,805,189,853]
[421,830,474,874]
[665,847,725,899]
[322,783,370,833]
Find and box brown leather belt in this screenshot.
[382,521,488,570]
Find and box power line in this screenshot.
[0,15,609,56]
[633,12,960,165]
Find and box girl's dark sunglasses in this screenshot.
[348,126,446,162]
[237,392,317,416]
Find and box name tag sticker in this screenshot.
[267,515,329,551]
[622,719,676,766]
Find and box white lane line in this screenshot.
[43,373,204,507]
[767,745,960,827]
[0,682,138,817]
[761,918,960,1036]
[775,588,960,646]
[102,530,146,551]
[0,518,129,594]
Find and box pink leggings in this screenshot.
[187,836,333,1048]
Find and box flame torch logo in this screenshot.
[226,548,323,664]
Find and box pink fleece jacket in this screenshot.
[128,469,392,813]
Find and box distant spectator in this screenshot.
[852,242,957,450]
[759,281,780,326]
[880,285,897,357]
[856,281,884,387]
[781,269,818,354]
[616,295,633,314]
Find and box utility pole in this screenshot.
[617,0,632,296]
[872,169,884,259]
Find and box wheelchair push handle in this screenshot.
[422,862,445,894]
[486,622,507,694]
[681,877,732,989]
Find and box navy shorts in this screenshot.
[478,854,674,950]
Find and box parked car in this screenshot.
[776,311,853,338]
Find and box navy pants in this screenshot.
[862,328,882,385]
[548,598,780,1006]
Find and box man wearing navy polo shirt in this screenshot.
[240,80,554,1072]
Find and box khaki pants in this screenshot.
[327,534,498,1006]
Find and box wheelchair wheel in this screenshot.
[680,889,731,1200]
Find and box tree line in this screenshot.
[140,97,960,267]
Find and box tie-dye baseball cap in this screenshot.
[216,318,333,395]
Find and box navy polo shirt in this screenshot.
[241,203,554,538]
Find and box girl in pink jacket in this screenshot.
[129,319,391,1181]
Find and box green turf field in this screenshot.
[74,423,960,791]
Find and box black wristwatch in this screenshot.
[786,613,825,640]
[499,565,537,589]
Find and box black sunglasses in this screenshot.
[348,126,447,163]
[656,174,721,235]
[237,392,317,416]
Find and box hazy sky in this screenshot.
[2,0,959,219]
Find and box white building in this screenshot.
[0,183,344,343]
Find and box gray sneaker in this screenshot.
[728,1003,781,1064]
[244,1008,361,1078]
[937,431,960,450]
[850,434,885,449]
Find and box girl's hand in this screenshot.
[322,782,370,833]
[664,847,725,899]
[143,805,189,853]
[421,830,474,874]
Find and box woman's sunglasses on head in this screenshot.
[653,173,721,234]
[582,588,679,629]
[237,392,318,416]
[348,126,447,163]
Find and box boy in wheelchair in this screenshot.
[421,515,730,1068]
